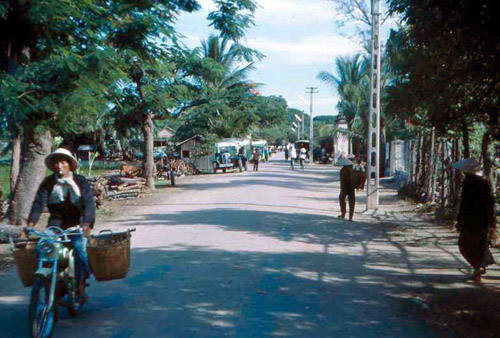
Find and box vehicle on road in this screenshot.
[212,140,243,173]
[294,140,310,168]
[252,140,269,161]
[22,226,88,338]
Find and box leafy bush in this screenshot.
[397,182,420,201]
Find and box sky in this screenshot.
[176,0,395,117]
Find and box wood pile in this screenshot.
[170,158,200,175]
[119,162,142,177]
[88,175,147,205]
[0,225,24,243]
[87,158,199,206]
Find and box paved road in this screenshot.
[0,154,472,337]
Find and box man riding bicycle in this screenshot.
[25,148,95,301]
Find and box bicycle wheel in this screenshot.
[29,276,56,338]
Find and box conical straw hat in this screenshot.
[452,158,481,176]
[337,157,353,166]
[45,148,79,172]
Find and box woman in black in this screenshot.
[454,158,496,281]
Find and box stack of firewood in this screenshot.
[88,174,147,204]
[87,176,109,208]
[170,159,201,175]
[106,176,147,201]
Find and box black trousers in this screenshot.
[339,189,355,218]
[253,160,259,171]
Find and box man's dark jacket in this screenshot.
[28,174,95,229]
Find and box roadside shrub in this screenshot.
[398,182,420,202]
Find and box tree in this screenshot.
[0,1,122,224]
[107,2,259,191]
[329,0,393,44]
[175,34,263,141]
[251,97,290,144]
[385,0,500,210]
[317,54,369,154]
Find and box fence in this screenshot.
[388,132,499,214]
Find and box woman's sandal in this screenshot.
[472,268,486,281]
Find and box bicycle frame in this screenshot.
[28,226,82,311]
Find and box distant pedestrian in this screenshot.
[285,147,289,161]
[289,145,297,170]
[252,149,260,171]
[299,146,307,170]
[454,158,496,282]
[337,157,355,221]
[238,147,247,171]
[321,146,327,164]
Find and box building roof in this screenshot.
[176,134,203,147]
[157,127,175,139]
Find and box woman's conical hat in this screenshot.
[452,158,481,176]
[337,157,353,166]
[45,148,79,172]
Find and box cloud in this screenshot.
[256,0,337,25]
[196,0,217,11]
[247,34,362,65]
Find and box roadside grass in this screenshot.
[0,165,10,197]
[0,161,122,197]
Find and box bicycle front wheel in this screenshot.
[29,276,56,338]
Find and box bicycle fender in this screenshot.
[34,268,52,278]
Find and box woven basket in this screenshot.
[88,231,131,281]
[14,243,38,287]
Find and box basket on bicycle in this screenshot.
[88,230,131,281]
[14,242,38,287]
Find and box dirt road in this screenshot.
[1,154,497,337]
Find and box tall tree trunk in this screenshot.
[409,140,414,182]
[133,75,155,191]
[481,132,496,232]
[143,114,155,191]
[462,123,470,158]
[451,139,461,211]
[9,128,52,225]
[421,134,429,196]
[10,132,22,195]
[426,127,436,202]
[482,132,493,184]
[440,139,446,209]
[415,132,422,184]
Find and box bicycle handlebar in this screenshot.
[27,226,83,243]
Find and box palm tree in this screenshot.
[197,34,259,92]
[180,34,262,138]
[317,54,369,154]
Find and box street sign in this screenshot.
[294,114,302,122]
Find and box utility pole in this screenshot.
[306,87,318,162]
[366,0,381,209]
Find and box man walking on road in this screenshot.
[252,149,260,171]
[338,157,356,221]
[289,145,297,170]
